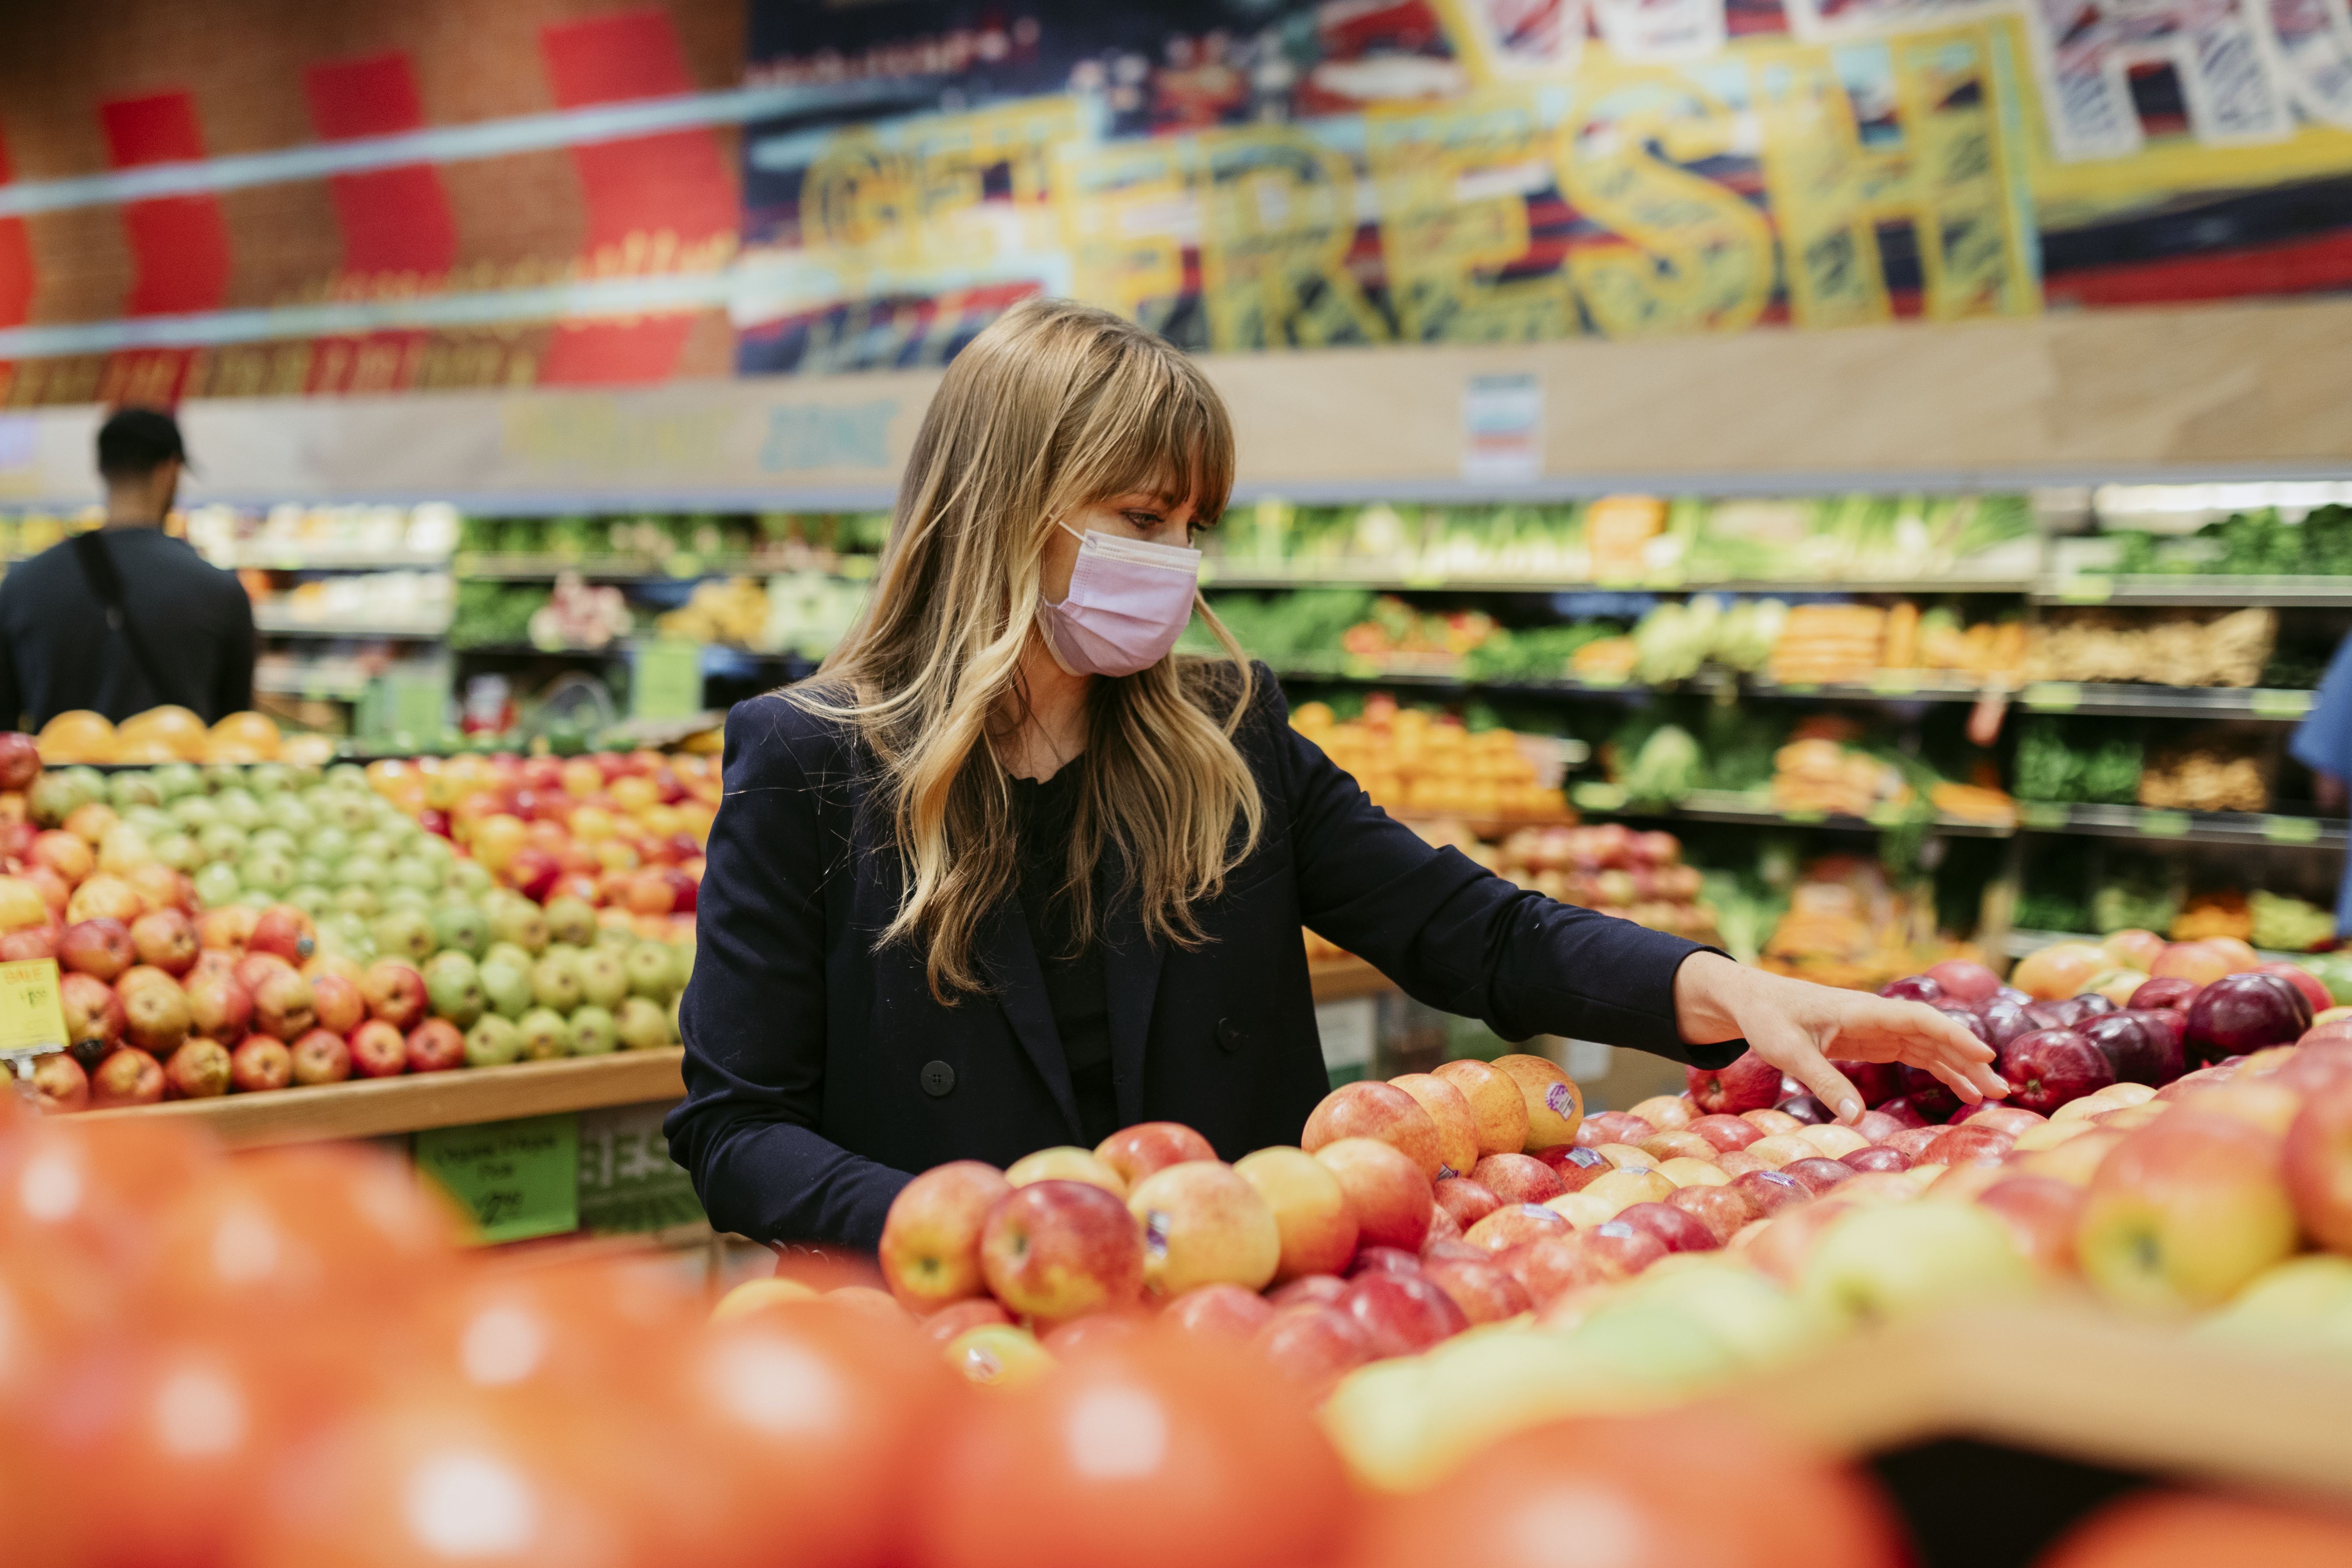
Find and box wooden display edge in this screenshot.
[1707,1300,2352,1505]
[71,1048,686,1150]
[1309,956,1397,1004]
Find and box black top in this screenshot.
[665,662,1742,1250]
[0,528,255,727]
[1007,767,1119,1147]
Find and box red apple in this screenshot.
[248,903,316,964]
[1267,1274,1349,1310]
[229,1035,291,1093]
[121,977,189,1057]
[1842,1145,1912,1174]
[0,731,39,791]
[88,1046,163,1108]
[406,1018,464,1073]
[128,908,196,976]
[1389,1072,1482,1178]
[1686,1051,1783,1115]
[1957,1104,2049,1138]
[0,922,57,962]
[1882,1127,1946,1162]
[978,1179,1146,1326]
[1160,1283,1274,1343]
[1871,1098,1931,1131]
[917,1299,1013,1352]
[1850,1109,1907,1143]
[1925,959,2001,1004]
[1340,1269,1468,1359]
[1924,1124,2015,1167]
[250,969,316,1043]
[1421,1255,1532,1324]
[1974,1175,2085,1276]
[1301,1080,1445,1180]
[1996,1028,2117,1115]
[2079,1110,2299,1313]
[1312,1137,1432,1252]
[308,970,365,1037]
[1463,1202,1572,1253]
[2186,973,2313,1069]
[1730,1168,1810,1217]
[360,960,428,1030]
[1420,1236,1485,1267]
[1428,1058,1532,1156]
[2258,962,2331,1016]
[182,973,252,1044]
[1831,1059,1907,1109]
[1684,1113,1765,1153]
[57,918,132,982]
[59,970,123,1049]
[1533,1144,1614,1193]
[879,1160,1016,1312]
[1574,1111,1655,1148]
[289,1028,351,1086]
[162,1037,232,1099]
[233,951,292,995]
[1612,1200,1721,1253]
[2284,1076,2352,1254]
[1126,1160,1281,1298]
[1578,1220,1669,1280]
[347,1019,408,1078]
[29,830,92,885]
[1779,1157,1858,1196]
[1092,1121,1216,1188]
[1233,1146,1359,1285]
[1490,1234,1600,1304]
[31,1050,87,1114]
[1249,1304,1372,1399]
[1431,1176,1503,1233]
[1664,1183,1757,1245]
[1468,1152,1563,1205]
[195,905,257,952]
[2127,976,2200,1013]
[1347,1246,1424,1278]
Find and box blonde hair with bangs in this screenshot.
[797,297,1264,1000]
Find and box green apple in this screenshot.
[286,885,332,918]
[288,856,330,890]
[433,905,490,960]
[479,955,534,1020]
[192,862,243,908]
[544,896,597,949]
[463,1014,523,1069]
[153,832,202,873]
[413,834,456,870]
[248,827,298,860]
[151,763,203,801]
[1798,1202,2034,1329]
[120,804,173,839]
[304,825,351,866]
[483,940,533,973]
[237,888,274,912]
[373,908,437,966]
[199,763,243,795]
[624,942,677,1000]
[2194,1254,2352,1366]
[335,855,387,891]
[445,860,492,899]
[107,771,162,812]
[171,795,221,831]
[349,830,393,864]
[531,948,584,1012]
[213,788,264,831]
[325,763,368,791]
[331,884,381,919]
[246,762,292,797]
[516,1007,570,1061]
[577,946,630,1009]
[614,995,674,1050]
[388,857,442,894]
[321,793,374,834]
[594,921,634,952]
[381,886,433,917]
[273,795,317,838]
[2078,1111,2299,1316]
[567,1005,617,1057]
[488,900,549,954]
[317,911,376,962]
[196,823,247,864]
[423,951,485,1028]
[240,850,296,896]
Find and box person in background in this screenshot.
[2291,634,2352,931]
[0,406,254,730]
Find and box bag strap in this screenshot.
[70,531,175,711]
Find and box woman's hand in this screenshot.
[1672,952,2006,1123]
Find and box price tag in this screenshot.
[452,551,479,577]
[2262,815,2324,844]
[2056,577,2113,603]
[2251,689,2314,720]
[664,552,702,579]
[1867,670,1921,695]
[576,1104,704,1236]
[1571,782,1626,811]
[0,959,68,1055]
[1341,656,1383,680]
[1780,808,1827,823]
[2020,802,2070,829]
[415,1113,580,1245]
[1865,805,1909,826]
[631,640,705,721]
[2139,809,2191,838]
[2022,682,2081,712]
[1778,682,1820,696]
[1401,568,1447,589]
[1576,671,1629,690]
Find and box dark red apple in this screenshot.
[1880,974,1944,1004]
[1341,1270,1468,1359]
[288,1028,351,1087]
[347,1019,407,1078]
[1432,1176,1504,1233]
[229,1035,291,1094]
[1898,1064,1962,1123]
[1612,1200,1720,1253]
[406,1018,465,1073]
[1779,1157,1857,1195]
[1830,1060,1905,1108]
[2128,976,2201,1013]
[1870,1097,1931,1131]
[2185,972,2312,1067]
[1978,1001,2037,1051]
[0,732,40,791]
[1842,1144,1911,1173]
[1775,1093,1832,1125]
[57,918,132,982]
[2081,1010,2186,1087]
[1687,1051,1783,1115]
[1664,1183,1756,1245]
[1685,1113,1765,1153]
[1729,1168,1810,1216]
[1935,1007,1992,1046]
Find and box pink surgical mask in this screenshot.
[1036,521,1201,677]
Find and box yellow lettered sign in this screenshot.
[0,959,68,1055]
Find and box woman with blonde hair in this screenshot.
[666,298,2003,1247]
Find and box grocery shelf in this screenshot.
[1307,956,1397,1003]
[2014,801,2346,850]
[1205,565,2032,595]
[255,609,453,638]
[1714,1302,2352,1507]
[1571,784,2017,837]
[453,554,878,583]
[216,546,450,571]
[2001,929,2329,962]
[71,1048,686,1150]
[2012,681,2315,720]
[2037,574,2352,607]
[252,667,374,700]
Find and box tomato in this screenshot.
[1343,1409,1902,1568]
[911,1327,1350,1568]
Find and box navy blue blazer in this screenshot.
[666,666,1735,1250]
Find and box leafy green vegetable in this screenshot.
[1619,726,1700,803]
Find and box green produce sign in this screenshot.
[415,1113,580,1245]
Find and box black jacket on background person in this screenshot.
[666,664,1742,1250]
[0,528,255,727]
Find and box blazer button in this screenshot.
[1216,1018,1244,1053]
[919,1060,956,1097]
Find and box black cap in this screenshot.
[96,406,192,479]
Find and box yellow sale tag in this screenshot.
[0,959,69,1055]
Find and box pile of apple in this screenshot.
[366,748,716,927]
[873,1055,1592,1396]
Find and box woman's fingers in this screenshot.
[1749,1021,1865,1123]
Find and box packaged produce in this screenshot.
[2025,607,2276,688]
[2172,892,2254,942]
[2139,738,2267,813]
[659,576,771,647]
[1768,603,1886,685]
[1770,737,1909,818]
[1758,855,1962,989]
[1290,698,1568,823]
[528,571,633,651]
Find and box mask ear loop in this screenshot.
[1034,513,1087,673]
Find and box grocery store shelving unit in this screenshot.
[72,1049,686,1151]
[252,610,453,638]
